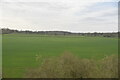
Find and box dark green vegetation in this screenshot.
[1,28,118,37]
[2,34,118,78]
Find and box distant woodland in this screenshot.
[1,28,119,38]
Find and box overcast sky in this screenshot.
[0,0,119,32]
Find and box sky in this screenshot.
[0,0,119,32]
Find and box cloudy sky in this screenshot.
[0,0,119,32]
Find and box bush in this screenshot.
[99,55,118,78]
[25,52,118,78]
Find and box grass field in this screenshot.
[2,34,118,78]
[0,34,2,78]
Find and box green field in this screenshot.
[0,34,2,78]
[2,34,118,78]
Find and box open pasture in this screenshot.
[2,34,118,78]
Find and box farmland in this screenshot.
[2,34,118,78]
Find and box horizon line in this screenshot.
[1,28,119,33]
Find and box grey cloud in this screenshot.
[0,1,118,32]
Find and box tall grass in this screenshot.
[25,52,118,78]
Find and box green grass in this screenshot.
[0,34,2,78]
[2,34,118,78]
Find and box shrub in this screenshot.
[25,52,118,78]
[99,55,118,78]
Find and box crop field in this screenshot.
[2,34,118,78]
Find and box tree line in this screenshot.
[1,28,119,38]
